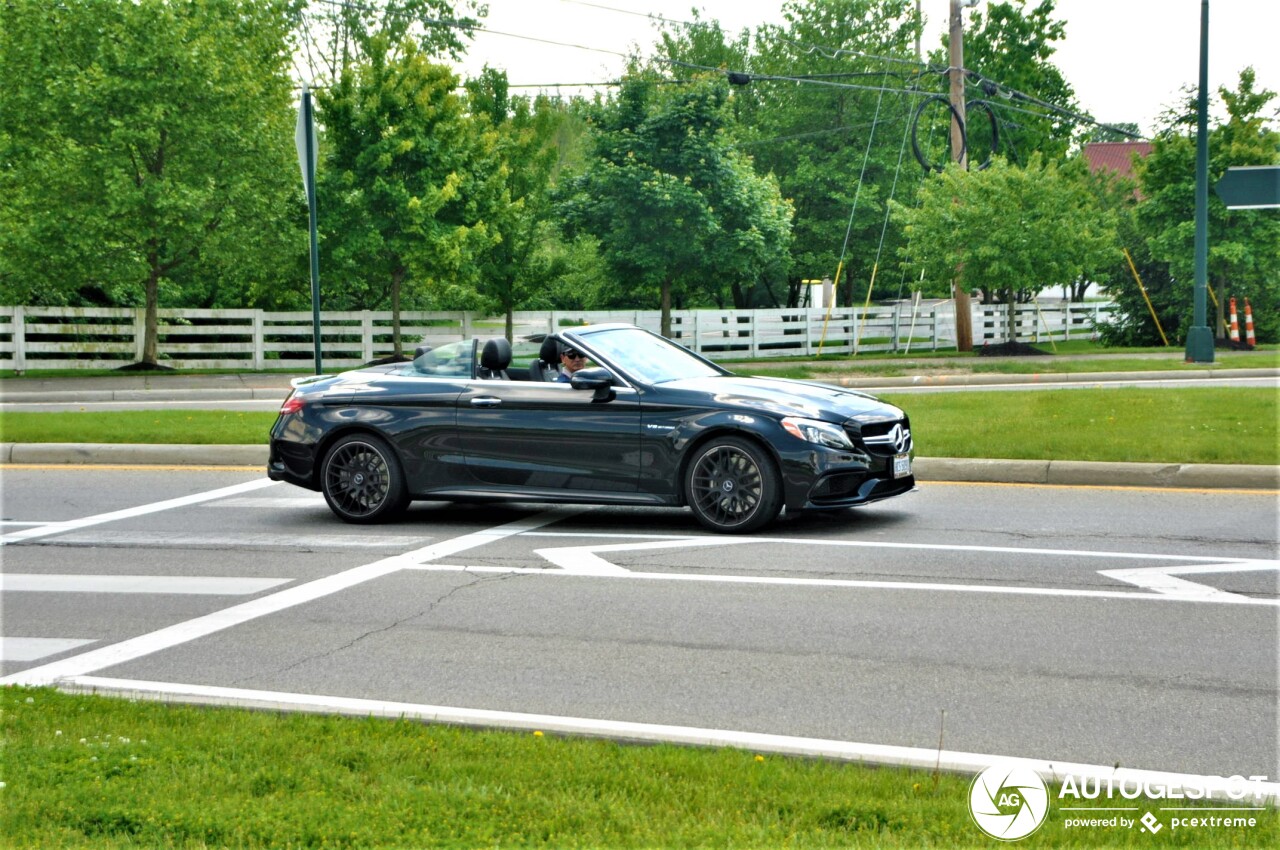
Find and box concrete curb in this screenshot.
[837,367,1279,390]
[0,387,290,404]
[912,457,1280,491]
[4,443,1276,490]
[1,442,269,466]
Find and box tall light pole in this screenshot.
[1185,0,1215,363]
[949,0,976,352]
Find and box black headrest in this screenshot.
[481,337,512,371]
[538,336,560,363]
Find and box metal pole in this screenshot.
[1185,0,1215,363]
[304,89,323,375]
[949,0,974,352]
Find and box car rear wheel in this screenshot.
[685,436,782,533]
[321,434,408,523]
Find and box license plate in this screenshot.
[893,453,911,479]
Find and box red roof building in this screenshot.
[1083,141,1154,197]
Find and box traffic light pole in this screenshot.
[1185,0,1215,363]
[949,0,973,352]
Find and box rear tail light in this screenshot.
[279,394,305,415]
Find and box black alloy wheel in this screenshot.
[321,434,408,523]
[685,436,783,533]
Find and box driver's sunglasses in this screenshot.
[563,350,584,359]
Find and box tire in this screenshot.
[320,434,409,524]
[684,435,783,533]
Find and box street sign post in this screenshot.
[295,83,322,375]
[1215,166,1280,210]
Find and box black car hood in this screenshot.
[657,375,904,423]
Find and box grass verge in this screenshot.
[0,410,270,446]
[879,388,1278,466]
[1,388,1275,465]
[2,688,1274,849]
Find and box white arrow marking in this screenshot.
[534,537,753,575]
[1099,561,1277,601]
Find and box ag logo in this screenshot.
[969,763,1050,841]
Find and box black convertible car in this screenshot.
[268,324,914,533]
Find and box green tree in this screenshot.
[1121,69,1280,345]
[466,69,566,340]
[731,0,923,306]
[315,36,506,356]
[295,0,482,81]
[893,155,1117,340]
[0,0,300,366]
[557,76,793,337]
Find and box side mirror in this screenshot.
[570,367,616,402]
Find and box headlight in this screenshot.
[780,416,853,449]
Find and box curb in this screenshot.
[836,367,1279,390]
[4,443,1276,490]
[0,387,290,404]
[911,457,1280,491]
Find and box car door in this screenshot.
[455,378,642,495]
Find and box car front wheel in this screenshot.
[684,436,783,533]
[320,434,409,523]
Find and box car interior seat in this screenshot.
[477,338,512,380]
[528,336,560,382]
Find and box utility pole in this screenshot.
[949,0,974,351]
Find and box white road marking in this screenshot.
[535,537,748,576]
[1,574,291,595]
[473,533,1277,604]
[1099,561,1278,600]
[61,675,1280,805]
[407,564,1280,606]
[0,508,582,687]
[0,477,278,546]
[209,496,327,509]
[522,531,1259,563]
[43,531,430,550]
[1,637,96,662]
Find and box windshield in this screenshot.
[577,327,722,384]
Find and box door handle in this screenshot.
[470,397,502,408]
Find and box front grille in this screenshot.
[847,417,913,456]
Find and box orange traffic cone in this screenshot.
[1243,298,1257,349]
[1228,297,1241,347]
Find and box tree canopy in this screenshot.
[556,76,793,337]
[0,0,300,365]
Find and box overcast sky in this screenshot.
[454,0,1280,138]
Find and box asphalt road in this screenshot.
[3,467,1277,784]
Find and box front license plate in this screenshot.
[893,453,911,479]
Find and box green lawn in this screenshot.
[3,688,1273,849]
[1,387,1275,465]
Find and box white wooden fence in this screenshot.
[0,302,1116,372]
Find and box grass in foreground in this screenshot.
[2,688,1274,849]
[0,388,1275,466]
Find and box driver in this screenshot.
[556,345,587,383]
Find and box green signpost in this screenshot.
[1215,166,1280,210]
[295,83,322,375]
